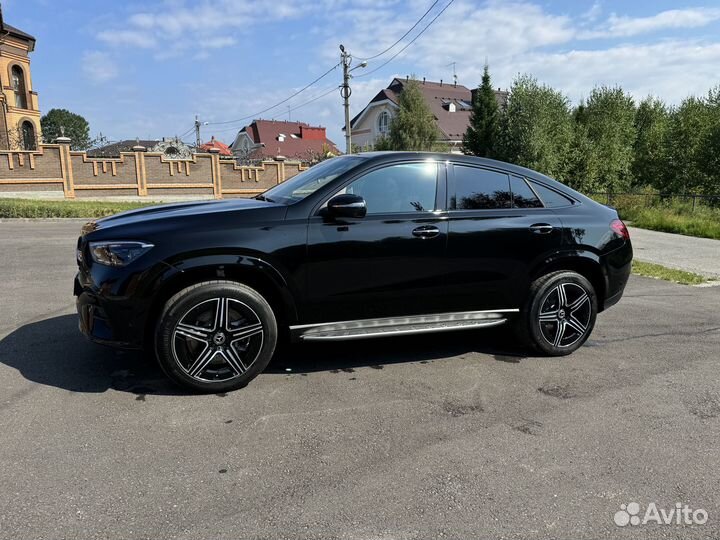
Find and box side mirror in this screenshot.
[326,193,367,219]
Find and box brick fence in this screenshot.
[0,138,306,199]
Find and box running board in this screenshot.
[291,310,517,342]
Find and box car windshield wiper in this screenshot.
[255,194,275,203]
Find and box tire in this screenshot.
[517,271,597,356]
[155,280,277,393]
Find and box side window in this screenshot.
[451,165,511,210]
[511,176,543,208]
[530,181,575,208]
[345,162,438,214]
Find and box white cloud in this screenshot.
[581,2,602,22]
[81,51,119,82]
[97,29,157,48]
[581,7,720,39]
[96,0,316,56]
[507,41,720,105]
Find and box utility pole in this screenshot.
[340,44,352,154]
[339,45,367,154]
[194,115,201,148]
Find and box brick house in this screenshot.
[230,119,340,161]
[348,77,508,152]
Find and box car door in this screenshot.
[304,160,449,323]
[444,163,564,311]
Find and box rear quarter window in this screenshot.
[529,181,575,208]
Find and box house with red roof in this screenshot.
[348,77,508,152]
[230,119,340,161]
[199,136,233,156]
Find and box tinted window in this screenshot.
[511,176,543,208]
[260,156,365,204]
[451,165,511,209]
[346,162,438,214]
[530,181,574,207]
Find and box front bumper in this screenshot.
[75,273,143,349]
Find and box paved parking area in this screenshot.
[1,220,719,539]
[629,226,720,279]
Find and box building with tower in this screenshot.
[0,8,40,150]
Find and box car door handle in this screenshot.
[412,225,440,239]
[530,223,554,234]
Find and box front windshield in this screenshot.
[258,156,365,204]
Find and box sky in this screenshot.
[6,0,720,147]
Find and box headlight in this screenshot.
[89,241,154,267]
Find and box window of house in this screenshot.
[11,66,28,109]
[344,162,438,214]
[21,121,36,150]
[450,165,511,210]
[529,181,575,207]
[377,111,390,134]
[511,176,543,208]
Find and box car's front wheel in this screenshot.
[519,271,597,356]
[155,280,277,393]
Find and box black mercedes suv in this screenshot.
[75,152,632,392]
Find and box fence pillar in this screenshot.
[132,144,147,196]
[208,148,222,199]
[55,136,75,199]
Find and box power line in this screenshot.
[205,62,341,127]
[356,0,440,61]
[177,125,196,139]
[289,85,338,113]
[210,85,340,135]
[356,0,454,79]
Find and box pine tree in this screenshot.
[388,79,438,151]
[463,64,499,157]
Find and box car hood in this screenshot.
[82,198,285,238]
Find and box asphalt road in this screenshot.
[628,226,720,279]
[1,220,719,540]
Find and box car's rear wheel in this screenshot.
[518,271,597,356]
[155,280,277,393]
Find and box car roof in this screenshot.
[356,151,555,183]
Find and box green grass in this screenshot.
[0,198,155,218]
[632,260,708,285]
[599,195,720,240]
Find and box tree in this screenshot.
[387,79,439,151]
[632,97,670,190]
[694,85,720,195]
[578,86,636,193]
[495,74,573,182]
[463,64,499,157]
[664,96,714,194]
[40,108,92,150]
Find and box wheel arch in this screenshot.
[531,252,608,311]
[143,258,298,349]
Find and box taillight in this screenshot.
[611,219,630,240]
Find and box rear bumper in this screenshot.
[600,241,633,311]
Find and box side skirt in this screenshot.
[290,309,519,342]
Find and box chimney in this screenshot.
[471,88,478,105]
[300,125,326,140]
